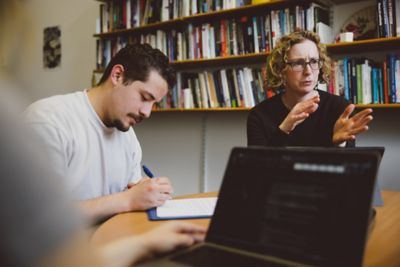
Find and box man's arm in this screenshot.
[39,221,205,267]
[80,177,173,223]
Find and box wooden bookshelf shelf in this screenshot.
[326,37,400,54]
[95,36,399,73]
[171,52,270,70]
[94,36,400,71]
[152,107,251,112]
[94,52,269,73]
[151,104,400,112]
[355,104,400,109]
[94,19,184,38]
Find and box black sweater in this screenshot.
[247,90,355,147]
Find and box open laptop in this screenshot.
[138,147,380,267]
[340,147,384,207]
[285,146,385,207]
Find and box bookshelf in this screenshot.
[93,0,400,111]
[94,38,400,71]
[151,104,400,113]
[93,0,314,39]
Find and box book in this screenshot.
[388,54,397,103]
[395,0,400,36]
[371,68,378,104]
[147,197,217,220]
[383,59,389,103]
[396,56,400,102]
[377,0,385,37]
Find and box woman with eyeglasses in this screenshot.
[247,30,373,147]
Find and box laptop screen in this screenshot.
[207,147,378,267]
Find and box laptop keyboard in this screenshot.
[172,246,290,267]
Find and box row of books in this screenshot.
[377,0,400,38]
[95,4,330,68]
[161,54,400,110]
[157,67,268,109]
[329,54,400,104]
[97,0,252,33]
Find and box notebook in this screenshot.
[147,197,217,220]
[137,147,380,267]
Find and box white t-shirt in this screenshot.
[23,90,142,200]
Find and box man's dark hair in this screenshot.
[98,43,176,90]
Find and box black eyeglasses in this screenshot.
[285,58,322,72]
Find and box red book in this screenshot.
[220,20,227,57]
[383,60,389,103]
[122,0,127,28]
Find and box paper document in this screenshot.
[156,197,217,218]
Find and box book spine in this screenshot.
[372,68,378,104]
[383,60,389,103]
[343,58,350,101]
[396,56,400,102]
[388,54,397,103]
[220,69,232,107]
[350,58,357,104]
[356,63,363,104]
[252,16,259,53]
[395,0,400,36]
[388,0,395,37]
[378,68,384,103]
[383,0,390,37]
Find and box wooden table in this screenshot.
[92,191,400,267]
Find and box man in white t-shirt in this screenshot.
[24,43,176,223]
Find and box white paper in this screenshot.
[316,22,334,44]
[156,197,217,218]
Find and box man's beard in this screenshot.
[114,119,130,132]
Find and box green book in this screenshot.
[356,64,363,104]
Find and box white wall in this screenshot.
[12,0,98,102]
[13,0,400,196]
[136,109,400,195]
[135,111,248,195]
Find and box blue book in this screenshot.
[343,58,350,101]
[388,54,397,103]
[259,16,266,52]
[378,68,384,104]
[279,10,286,36]
[372,68,378,104]
[351,58,358,104]
[382,0,390,37]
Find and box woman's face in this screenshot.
[283,39,320,96]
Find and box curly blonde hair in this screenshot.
[266,31,331,91]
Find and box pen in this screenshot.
[142,165,154,178]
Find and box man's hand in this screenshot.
[124,177,173,211]
[141,221,206,256]
[332,104,373,145]
[99,221,206,267]
[279,94,320,134]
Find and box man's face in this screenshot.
[107,70,168,132]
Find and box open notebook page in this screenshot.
[156,197,217,218]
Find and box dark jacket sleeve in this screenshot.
[247,109,289,146]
